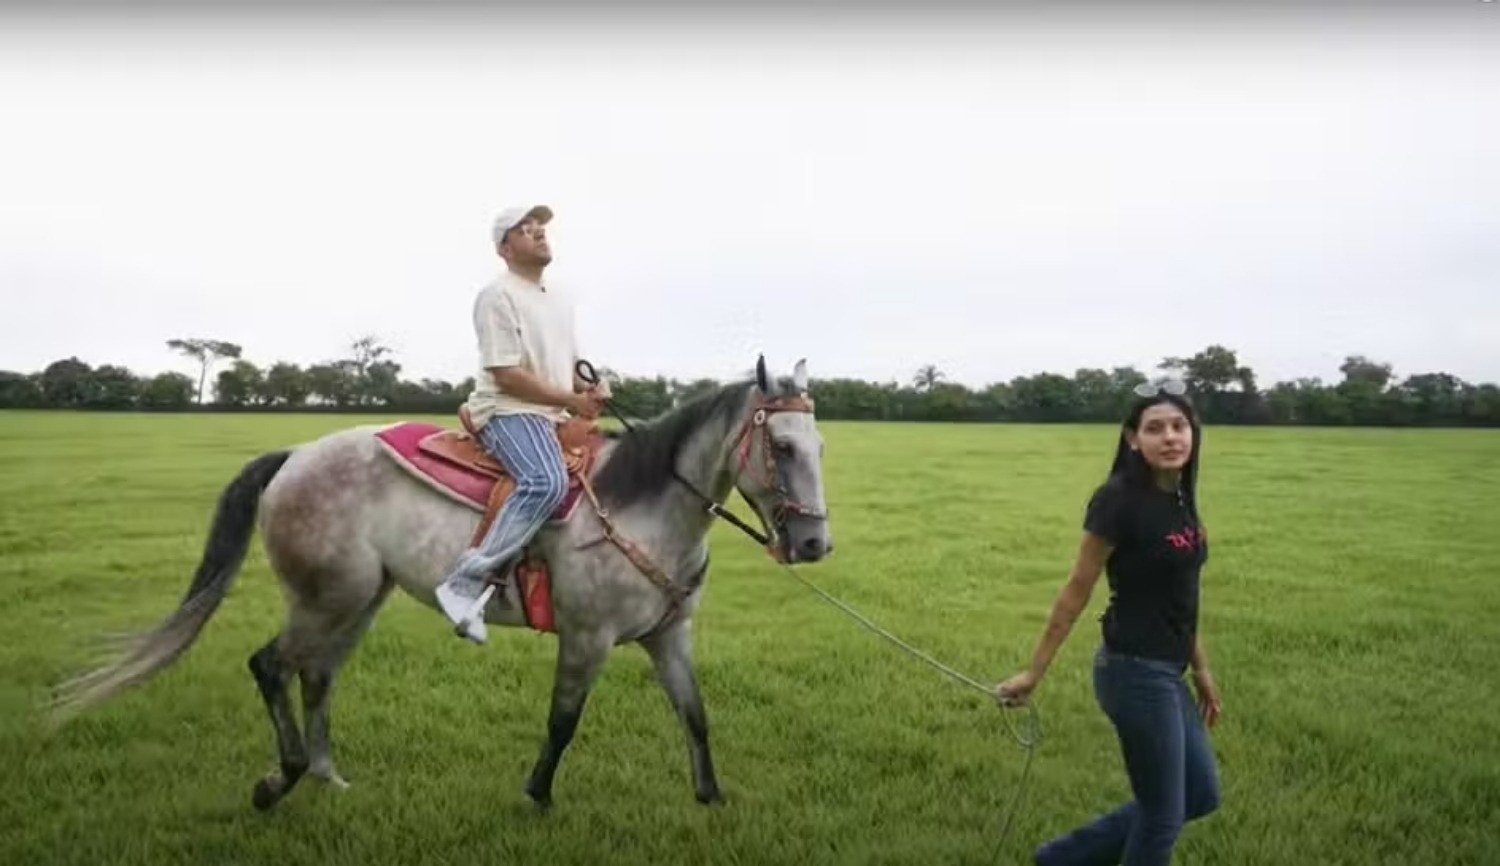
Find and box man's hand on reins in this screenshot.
[568,389,606,420]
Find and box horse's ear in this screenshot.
[792,358,808,393]
[755,355,769,393]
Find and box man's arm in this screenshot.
[474,290,578,410]
[488,365,581,410]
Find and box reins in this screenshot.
[577,361,1041,861]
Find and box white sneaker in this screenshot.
[435,575,490,645]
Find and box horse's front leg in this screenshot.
[524,627,611,809]
[640,619,721,804]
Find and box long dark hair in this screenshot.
[1106,392,1204,526]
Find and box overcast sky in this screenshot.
[2,2,1496,390]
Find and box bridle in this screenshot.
[727,390,829,553]
[575,360,827,561]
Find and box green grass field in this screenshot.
[1,411,1497,865]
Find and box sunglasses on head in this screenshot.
[1134,378,1188,398]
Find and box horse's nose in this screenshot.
[799,536,828,561]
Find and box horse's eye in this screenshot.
[773,441,794,456]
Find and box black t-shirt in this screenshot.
[1083,475,1209,665]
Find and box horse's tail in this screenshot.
[47,449,293,727]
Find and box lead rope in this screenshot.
[767,558,1042,863]
[585,373,1041,861]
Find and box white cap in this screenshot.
[491,204,554,245]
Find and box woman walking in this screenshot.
[996,381,1221,865]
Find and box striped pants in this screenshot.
[467,412,567,569]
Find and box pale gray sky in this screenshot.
[2,3,1496,391]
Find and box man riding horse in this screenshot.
[435,203,609,643]
[47,203,834,812]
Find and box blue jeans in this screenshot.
[456,413,567,576]
[1035,647,1220,866]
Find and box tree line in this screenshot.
[1,337,1496,427]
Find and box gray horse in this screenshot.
[50,356,832,811]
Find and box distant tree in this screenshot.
[262,362,310,407]
[1072,368,1115,419]
[40,357,95,407]
[363,359,402,407]
[912,364,945,392]
[167,338,242,404]
[344,335,403,406]
[1109,366,1149,395]
[1010,372,1080,422]
[1464,383,1500,426]
[1114,366,1150,417]
[8,339,1496,427]
[1161,345,1240,394]
[979,381,1015,421]
[348,335,391,377]
[215,359,264,406]
[139,372,195,410]
[611,375,672,419]
[417,378,461,401]
[88,365,142,409]
[1398,372,1467,426]
[809,377,898,420]
[1339,355,1394,390]
[1232,365,1271,423]
[305,362,358,407]
[923,381,979,421]
[0,371,43,408]
[1268,377,1349,425]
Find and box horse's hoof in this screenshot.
[252,777,281,811]
[310,765,351,790]
[525,784,553,812]
[696,788,724,806]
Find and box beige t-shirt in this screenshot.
[464,271,578,426]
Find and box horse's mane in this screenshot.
[591,380,756,510]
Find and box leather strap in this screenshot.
[576,475,690,615]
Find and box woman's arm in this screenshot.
[995,531,1111,704]
[1025,531,1111,677]
[1190,635,1222,727]
[1190,634,1209,673]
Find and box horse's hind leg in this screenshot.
[640,620,721,804]
[302,576,394,788]
[248,634,308,811]
[524,628,613,809]
[249,558,385,810]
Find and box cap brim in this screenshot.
[526,205,554,224]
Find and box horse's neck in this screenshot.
[660,391,751,536]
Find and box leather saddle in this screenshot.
[413,406,604,545]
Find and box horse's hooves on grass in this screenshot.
[252,777,281,811]
[311,768,351,790]
[696,790,725,806]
